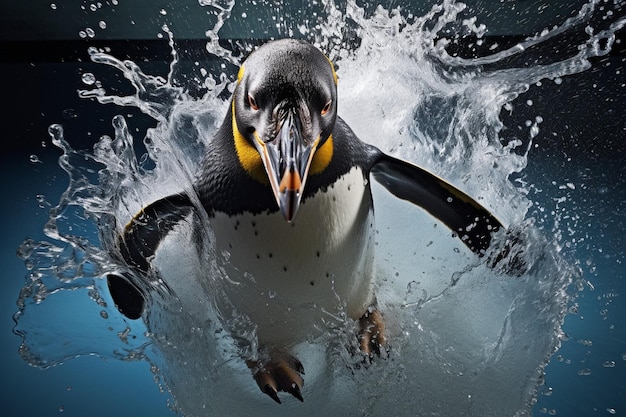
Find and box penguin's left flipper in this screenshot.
[370,153,502,256]
[107,193,194,319]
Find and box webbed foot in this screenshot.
[248,353,304,404]
[358,306,388,361]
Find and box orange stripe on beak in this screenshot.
[279,169,302,193]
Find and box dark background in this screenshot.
[2,1,624,416]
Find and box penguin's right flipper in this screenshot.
[370,153,502,255]
[108,193,194,319]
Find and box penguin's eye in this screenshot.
[248,94,259,111]
[321,100,332,116]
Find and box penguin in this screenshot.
[107,38,505,404]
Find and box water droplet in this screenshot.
[62,108,78,119]
[50,3,57,10]
[577,368,592,376]
[243,272,256,283]
[29,154,42,163]
[602,360,616,368]
[118,327,131,343]
[160,9,167,15]
[58,405,64,412]
[530,124,539,138]
[100,310,109,319]
[607,408,617,415]
[98,21,107,30]
[81,72,96,85]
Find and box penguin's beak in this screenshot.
[258,108,317,222]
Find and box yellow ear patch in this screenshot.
[325,56,338,85]
[231,100,267,184]
[237,65,245,84]
[309,135,333,175]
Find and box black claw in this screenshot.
[263,384,281,404]
[294,358,305,375]
[361,352,373,367]
[288,383,304,402]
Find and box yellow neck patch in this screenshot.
[310,135,333,175]
[231,100,268,184]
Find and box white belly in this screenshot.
[210,167,375,348]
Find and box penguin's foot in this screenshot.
[358,306,388,362]
[248,352,305,404]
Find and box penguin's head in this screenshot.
[231,39,338,222]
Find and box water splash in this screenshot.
[14,0,625,416]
